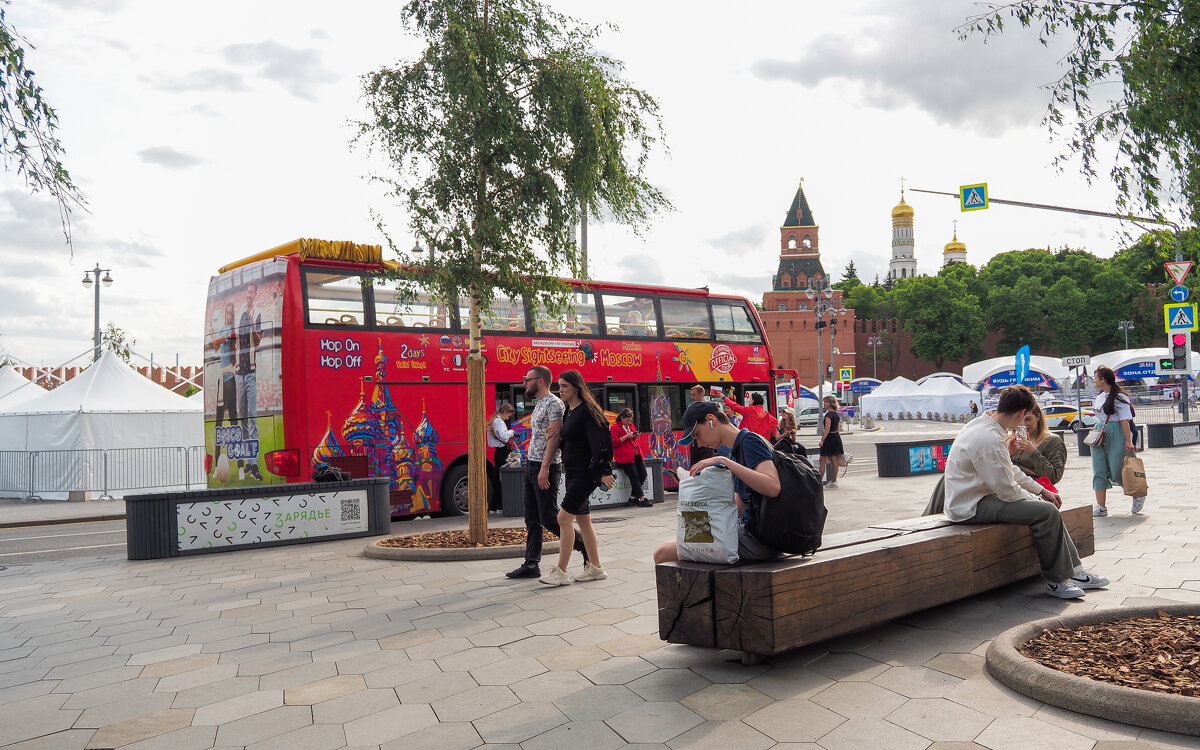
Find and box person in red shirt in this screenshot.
[611,408,651,507]
[723,393,777,442]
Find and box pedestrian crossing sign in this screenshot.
[1164,303,1198,333]
[960,183,988,211]
[839,367,853,381]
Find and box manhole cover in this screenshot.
[592,516,628,524]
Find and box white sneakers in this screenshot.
[1071,571,1110,589]
[1096,499,1147,516]
[1046,570,1109,599]
[539,562,607,586]
[572,561,608,582]
[539,566,570,586]
[1046,580,1085,599]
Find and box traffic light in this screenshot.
[1172,331,1190,371]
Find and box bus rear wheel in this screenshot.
[440,465,494,517]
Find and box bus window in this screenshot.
[530,294,599,335]
[305,271,368,327]
[712,301,763,343]
[460,293,526,333]
[600,294,658,338]
[660,298,711,340]
[743,384,771,411]
[374,280,451,329]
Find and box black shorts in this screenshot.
[561,470,597,515]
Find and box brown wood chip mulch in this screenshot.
[1018,612,1200,697]
[377,528,555,549]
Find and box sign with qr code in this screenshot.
[176,489,369,551]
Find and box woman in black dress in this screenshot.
[540,369,615,586]
[818,395,845,488]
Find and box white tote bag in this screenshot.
[675,466,739,564]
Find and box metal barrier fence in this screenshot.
[0,446,205,503]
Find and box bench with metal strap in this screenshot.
[656,506,1095,664]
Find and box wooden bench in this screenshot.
[656,505,1095,663]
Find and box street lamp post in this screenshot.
[80,263,113,362]
[867,335,883,380]
[806,281,845,431]
[1118,320,1135,350]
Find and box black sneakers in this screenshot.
[626,498,653,508]
[506,562,540,579]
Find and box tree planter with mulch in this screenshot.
[363,528,560,561]
[987,603,1200,736]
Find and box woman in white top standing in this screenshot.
[1090,366,1143,517]
[487,402,517,510]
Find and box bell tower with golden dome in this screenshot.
[889,187,918,280]
[943,221,967,267]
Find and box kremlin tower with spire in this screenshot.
[760,181,856,385]
[888,189,918,280]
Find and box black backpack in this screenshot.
[745,435,827,555]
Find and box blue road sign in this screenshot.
[960,183,988,211]
[1165,303,1198,332]
[1171,285,1190,302]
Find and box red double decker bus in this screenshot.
[203,239,779,516]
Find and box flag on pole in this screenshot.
[1015,345,1031,385]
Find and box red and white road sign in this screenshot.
[1166,261,1193,285]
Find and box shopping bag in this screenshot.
[1121,454,1148,497]
[675,466,739,564]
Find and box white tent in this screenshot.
[0,352,203,498]
[0,368,45,411]
[859,376,920,418]
[908,376,982,417]
[188,389,204,403]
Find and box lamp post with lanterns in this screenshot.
[806,280,846,430]
[1118,320,1135,350]
[867,334,883,380]
[80,263,113,362]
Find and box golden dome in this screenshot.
[944,231,966,253]
[891,191,914,219]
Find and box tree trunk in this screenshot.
[467,286,487,544]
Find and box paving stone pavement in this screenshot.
[1,428,1199,749]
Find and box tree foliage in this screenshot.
[101,322,135,363]
[893,276,986,370]
[0,1,83,246]
[355,0,668,315]
[961,1,1200,223]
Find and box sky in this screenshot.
[0,0,1155,367]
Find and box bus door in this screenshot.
[602,384,636,420]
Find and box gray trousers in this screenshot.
[961,495,1081,583]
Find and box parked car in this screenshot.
[796,406,822,426]
[1041,404,1098,429]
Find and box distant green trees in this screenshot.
[839,228,1199,363]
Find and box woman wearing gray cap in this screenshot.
[651,401,784,564]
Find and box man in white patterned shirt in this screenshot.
[944,385,1109,599]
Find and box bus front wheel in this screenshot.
[440,465,493,517]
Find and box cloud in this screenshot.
[708,223,768,253]
[612,253,666,286]
[222,40,340,101]
[137,146,204,170]
[749,0,1068,133]
[42,0,126,11]
[310,28,331,41]
[145,68,248,94]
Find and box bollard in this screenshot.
[645,458,665,503]
[500,465,525,517]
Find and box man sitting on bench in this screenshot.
[944,385,1109,600]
